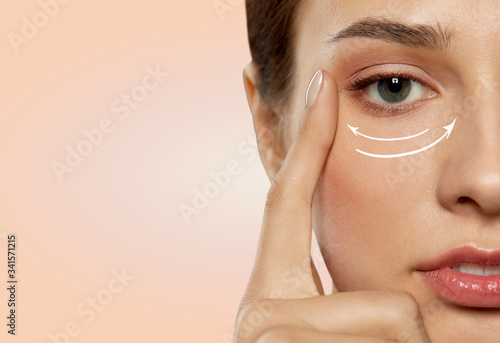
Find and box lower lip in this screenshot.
[421,268,500,307]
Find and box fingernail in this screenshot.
[305,69,323,108]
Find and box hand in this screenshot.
[234,69,432,343]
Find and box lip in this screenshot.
[418,245,500,307]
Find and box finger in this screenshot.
[279,291,431,343]
[257,327,389,343]
[250,69,338,298]
[238,291,431,343]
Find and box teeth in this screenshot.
[452,264,484,276]
[484,266,500,276]
[451,264,500,276]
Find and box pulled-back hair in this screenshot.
[245,0,302,111]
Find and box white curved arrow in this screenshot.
[356,118,456,159]
[347,125,429,141]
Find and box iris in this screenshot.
[377,77,411,103]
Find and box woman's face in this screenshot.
[277,0,500,341]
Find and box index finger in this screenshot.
[250,69,339,299]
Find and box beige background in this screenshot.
[0,0,274,342]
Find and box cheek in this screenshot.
[313,117,438,291]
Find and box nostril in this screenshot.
[456,196,478,210]
[458,196,471,204]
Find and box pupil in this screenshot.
[388,78,402,93]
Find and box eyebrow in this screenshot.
[326,18,453,50]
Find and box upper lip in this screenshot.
[417,245,500,272]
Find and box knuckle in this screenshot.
[256,327,296,343]
[266,178,281,201]
[265,176,288,209]
[384,290,426,341]
[265,171,310,214]
[387,290,421,318]
[234,300,280,342]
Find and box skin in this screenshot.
[238,0,500,342]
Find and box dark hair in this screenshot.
[245,0,302,112]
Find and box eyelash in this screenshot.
[345,71,428,116]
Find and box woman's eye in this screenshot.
[365,77,428,104]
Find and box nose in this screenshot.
[437,94,500,216]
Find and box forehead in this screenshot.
[296,0,500,49]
